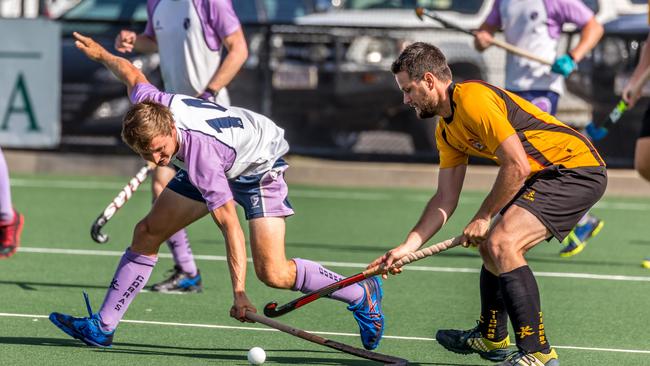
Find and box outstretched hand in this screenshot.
[73,32,108,62]
[367,244,412,279]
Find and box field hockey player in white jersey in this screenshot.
[49,32,385,351]
[114,0,249,292]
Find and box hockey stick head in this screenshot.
[263,301,281,317]
[90,217,109,244]
[585,122,608,141]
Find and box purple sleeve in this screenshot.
[130,83,174,106]
[545,0,593,28]
[194,0,241,51]
[484,0,502,28]
[178,130,235,211]
[143,0,161,39]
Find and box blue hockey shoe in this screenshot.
[150,266,203,293]
[348,276,384,350]
[49,292,114,347]
[560,214,604,257]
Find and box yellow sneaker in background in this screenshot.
[642,258,650,269]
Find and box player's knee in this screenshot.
[255,264,292,289]
[485,237,513,264]
[132,218,165,249]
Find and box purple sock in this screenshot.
[292,258,364,305]
[98,248,157,331]
[167,229,197,276]
[0,150,13,222]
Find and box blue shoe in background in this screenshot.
[348,276,384,350]
[150,266,203,293]
[560,214,604,258]
[49,292,114,347]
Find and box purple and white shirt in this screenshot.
[144,0,241,105]
[131,83,289,211]
[485,0,593,94]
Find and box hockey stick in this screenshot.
[414,7,553,66]
[585,66,650,141]
[585,100,629,141]
[90,164,154,243]
[263,236,461,318]
[246,311,409,365]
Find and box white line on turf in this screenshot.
[17,247,650,283]
[2,312,649,355]
[10,178,650,210]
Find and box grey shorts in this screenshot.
[167,159,294,220]
[501,165,607,241]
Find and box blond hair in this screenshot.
[121,101,175,154]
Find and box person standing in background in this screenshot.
[474,0,604,257]
[114,0,248,292]
[0,149,23,259]
[617,28,650,268]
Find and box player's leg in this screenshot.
[437,236,511,362]
[486,205,559,365]
[636,109,650,267]
[150,165,201,292]
[492,166,604,365]
[49,184,209,347]
[236,160,383,350]
[515,90,602,257]
[0,148,22,259]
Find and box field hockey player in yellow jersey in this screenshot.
[370,42,607,365]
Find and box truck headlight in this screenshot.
[347,36,400,65]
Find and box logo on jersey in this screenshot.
[250,195,260,208]
[469,139,486,151]
[154,20,163,31]
[183,18,190,30]
[523,189,536,202]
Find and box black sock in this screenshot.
[499,265,550,353]
[478,266,509,341]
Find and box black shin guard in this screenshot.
[478,266,509,341]
[499,265,550,353]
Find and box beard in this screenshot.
[414,99,437,119]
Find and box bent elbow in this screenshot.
[520,164,531,179]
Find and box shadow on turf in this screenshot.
[0,337,400,365]
[0,280,106,290]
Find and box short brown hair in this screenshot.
[121,101,175,154]
[391,42,452,82]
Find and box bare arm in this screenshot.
[463,134,530,244]
[211,200,255,322]
[623,32,650,107]
[75,32,148,96]
[474,22,499,52]
[402,165,466,251]
[368,164,466,273]
[569,16,603,62]
[204,28,249,93]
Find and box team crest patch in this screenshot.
[469,139,486,151]
[250,195,260,208]
[523,189,536,202]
